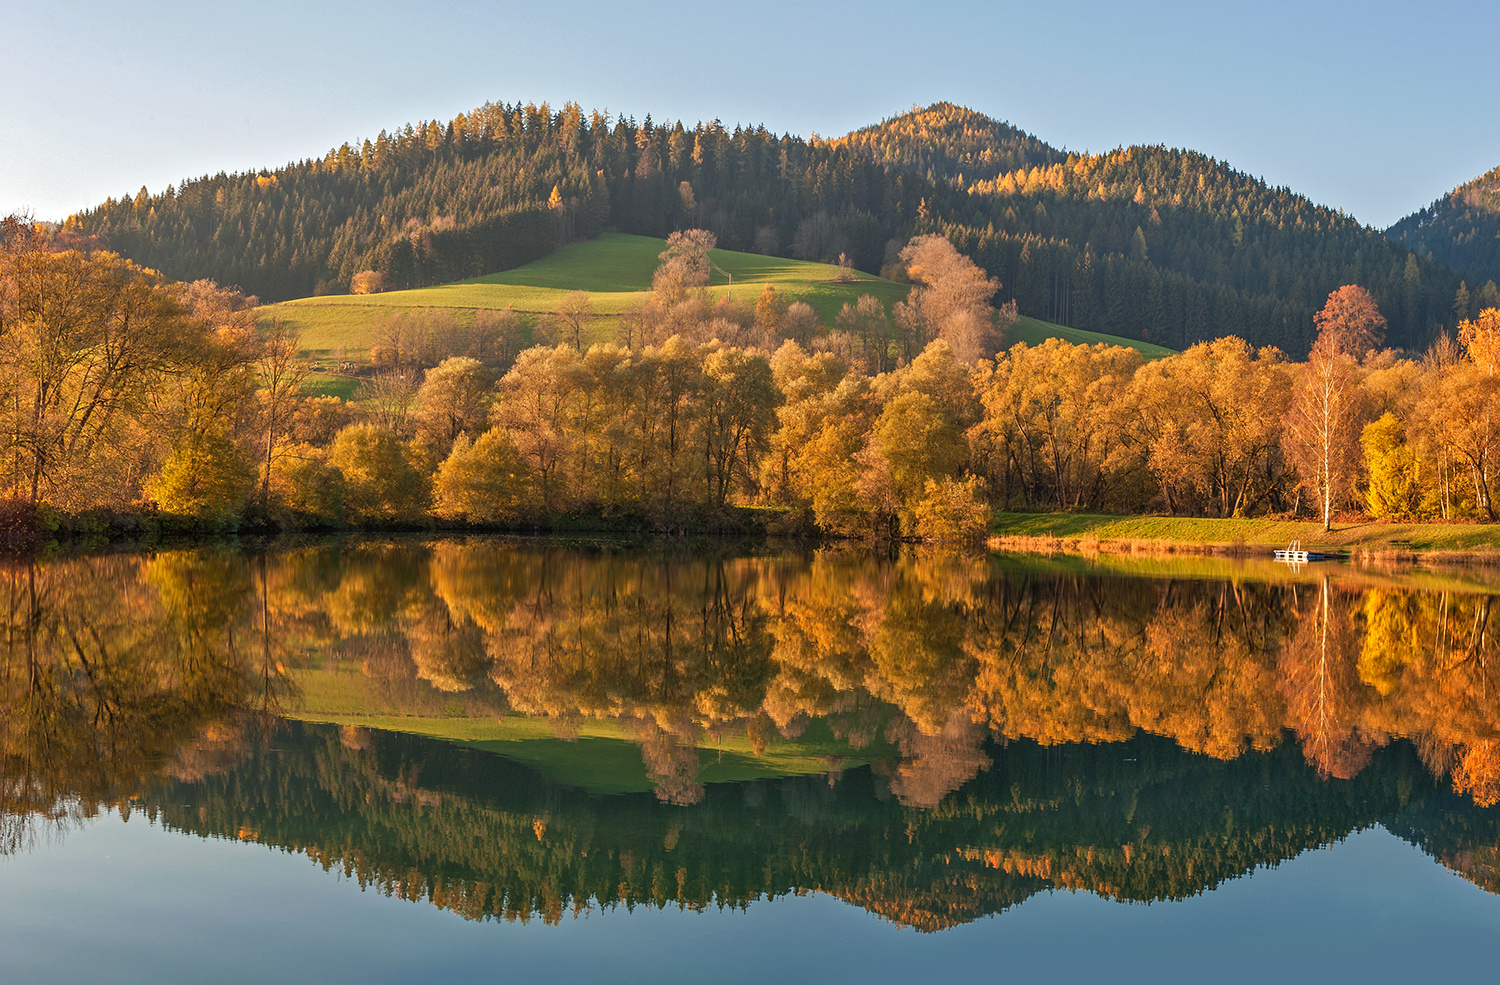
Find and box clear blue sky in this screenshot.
[4,0,1496,230]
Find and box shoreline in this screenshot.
[988,512,1500,566]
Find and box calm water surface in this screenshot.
[5,539,1500,982]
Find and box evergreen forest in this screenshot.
[65,101,1474,356]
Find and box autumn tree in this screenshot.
[414,357,496,457]
[327,423,431,522]
[971,338,1143,511]
[0,248,194,505]
[699,345,779,506]
[433,430,532,522]
[1129,338,1291,517]
[1312,284,1386,359]
[147,425,257,526]
[1284,289,1380,530]
[1361,413,1423,519]
[652,229,717,305]
[1458,307,1500,374]
[892,235,999,364]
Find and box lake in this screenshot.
[4,538,1500,982]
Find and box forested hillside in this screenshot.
[67,101,1462,354]
[830,101,1066,183]
[1386,164,1500,311]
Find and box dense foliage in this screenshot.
[65,102,1463,354]
[5,217,1497,537]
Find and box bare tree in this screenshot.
[891,234,1000,364]
[652,229,717,305]
[546,290,593,351]
[354,370,421,439]
[256,317,307,508]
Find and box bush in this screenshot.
[147,429,256,529]
[0,498,44,550]
[912,476,991,543]
[433,430,532,523]
[268,443,347,525]
[327,424,431,522]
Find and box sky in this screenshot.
[4,0,1497,231]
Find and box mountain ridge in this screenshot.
[60,100,1466,355]
[1386,163,1500,302]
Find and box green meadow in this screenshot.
[1008,315,1176,359]
[288,663,892,794]
[265,232,911,360]
[262,231,1165,364]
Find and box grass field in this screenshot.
[1008,315,1176,359]
[264,233,911,360]
[991,511,1500,562]
[262,232,1166,365]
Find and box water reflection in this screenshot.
[4,540,1500,931]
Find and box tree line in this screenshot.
[5,218,1500,538]
[59,101,1468,355]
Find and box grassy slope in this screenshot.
[265,233,910,359]
[1008,315,1176,359]
[992,512,1500,560]
[262,232,1166,363]
[289,664,889,794]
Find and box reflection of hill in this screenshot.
[1389,794,1500,895]
[143,721,1441,931]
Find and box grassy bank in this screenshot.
[990,512,1500,562]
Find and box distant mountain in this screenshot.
[1386,165,1500,309]
[841,108,1460,352]
[63,101,1463,354]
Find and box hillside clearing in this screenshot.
[261,232,1167,363]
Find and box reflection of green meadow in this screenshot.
[291,666,891,794]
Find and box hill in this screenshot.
[65,101,1463,356]
[828,101,1066,183]
[834,112,1459,353]
[1386,164,1500,309]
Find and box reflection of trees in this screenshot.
[1280,578,1383,778]
[15,544,1500,925]
[16,541,1500,814]
[0,556,284,853]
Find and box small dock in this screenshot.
[1273,540,1347,563]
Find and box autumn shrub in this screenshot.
[147,429,256,528]
[327,424,431,522]
[350,270,385,294]
[433,430,533,523]
[912,476,992,543]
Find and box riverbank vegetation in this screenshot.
[7,211,1500,546]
